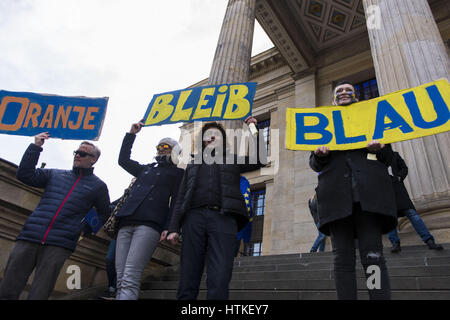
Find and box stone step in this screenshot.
[233,244,450,264]
[139,289,450,300]
[141,275,450,291]
[233,249,450,267]
[146,264,450,282]
[231,256,450,273]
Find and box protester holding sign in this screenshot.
[114,121,184,300]
[0,133,110,299]
[309,81,397,300]
[167,117,267,300]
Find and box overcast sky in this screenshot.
[0,0,273,200]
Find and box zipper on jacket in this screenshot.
[41,172,82,244]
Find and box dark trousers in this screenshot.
[106,239,117,289]
[0,240,72,300]
[329,204,391,300]
[177,208,237,300]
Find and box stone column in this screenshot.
[363,0,450,238]
[208,0,256,130]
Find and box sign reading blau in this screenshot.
[286,79,450,151]
[0,90,108,140]
[143,82,257,126]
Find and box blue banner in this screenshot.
[0,90,108,140]
[143,82,257,126]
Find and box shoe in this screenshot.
[99,288,116,300]
[426,239,443,251]
[391,242,401,253]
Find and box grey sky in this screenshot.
[0,0,273,200]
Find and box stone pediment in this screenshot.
[256,0,368,73]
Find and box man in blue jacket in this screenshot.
[0,132,110,300]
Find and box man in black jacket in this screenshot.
[0,132,110,300]
[167,117,266,300]
[309,81,397,300]
[388,151,443,253]
[114,121,184,300]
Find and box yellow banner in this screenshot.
[286,79,450,151]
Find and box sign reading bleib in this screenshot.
[143,82,257,126]
[0,90,108,141]
[286,79,450,151]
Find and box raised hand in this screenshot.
[34,132,50,147]
[130,120,144,135]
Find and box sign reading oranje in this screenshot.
[286,79,450,151]
[143,82,257,126]
[0,91,108,140]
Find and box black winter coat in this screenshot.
[309,145,397,236]
[116,133,184,233]
[16,144,110,251]
[390,152,415,215]
[168,155,265,234]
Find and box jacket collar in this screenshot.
[72,166,94,176]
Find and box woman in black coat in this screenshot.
[309,81,398,300]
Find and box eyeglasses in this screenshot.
[73,150,95,158]
[156,144,171,151]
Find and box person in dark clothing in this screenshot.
[114,121,184,300]
[388,152,443,253]
[308,193,326,253]
[167,118,267,300]
[309,81,397,300]
[0,132,110,300]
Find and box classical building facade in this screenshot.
[182,0,450,255]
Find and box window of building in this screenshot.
[251,189,266,216]
[354,78,379,101]
[251,242,262,256]
[257,119,270,154]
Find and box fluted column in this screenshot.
[363,0,450,213]
[209,0,256,130]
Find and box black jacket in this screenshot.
[116,133,184,233]
[309,145,397,236]
[390,152,415,215]
[16,144,110,251]
[308,194,319,226]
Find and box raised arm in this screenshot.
[16,132,51,188]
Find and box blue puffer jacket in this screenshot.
[16,144,111,251]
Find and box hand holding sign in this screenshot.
[314,146,330,157]
[130,120,144,135]
[366,140,385,152]
[34,132,50,147]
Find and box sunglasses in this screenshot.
[156,144,171,151]
[73,150,95,158]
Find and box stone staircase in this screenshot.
[139,244,450,300]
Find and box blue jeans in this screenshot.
[388,208,433,245]
[311,223,326,252]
